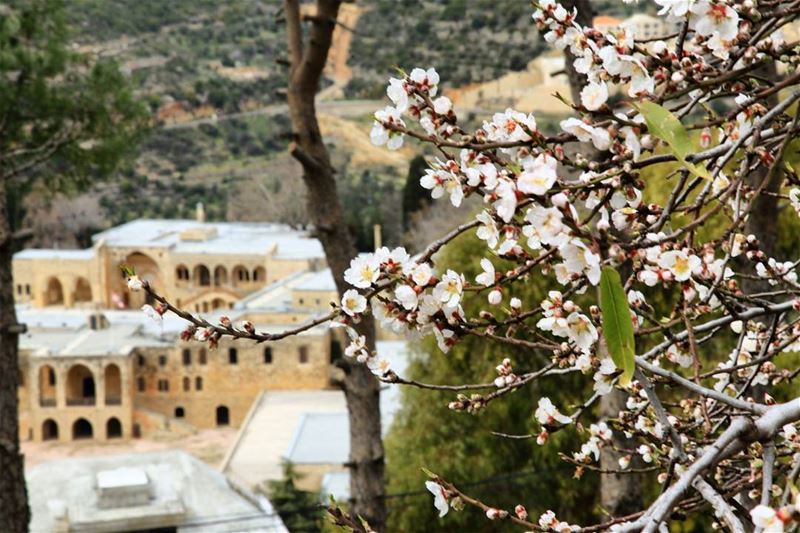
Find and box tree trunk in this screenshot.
[561,0,595,106]
[558,0,642,517]
[283,1,386,528]
[0,179,30,533]
[598,387,642,516]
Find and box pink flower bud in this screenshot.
[515,505,528,520]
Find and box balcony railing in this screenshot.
[66,397,96,407]
[39,398,56,408]
[105,396,122,406]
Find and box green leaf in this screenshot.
[599,267,636,386]
[636,101,712,179]
[119,264,136,278]
[781,138,800,173]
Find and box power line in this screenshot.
[161,463,579,529]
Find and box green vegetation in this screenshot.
[346,0,547,98]
[385,232,598,532]
[264,462,324,533]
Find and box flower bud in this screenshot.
[515,505,528,520]
[551,192,569,209]
[488,289,502,305]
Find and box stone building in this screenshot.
[13,214,326,313]
[27,449,287,532]
[15,217,340,443]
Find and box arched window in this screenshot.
[72,418,93,440]
[183,377,190,391]
[66,365,95,406]
[214,266,228,286]
[38,365,57,407]
[193,265,211,287]
[232,265,250,287]
[175,406,185,418]
[182,349,191,366]
[195,376,203,391]
[228,348,238,364]
[104,364,121,405]
[176,265,190,281]
[137,377,146,392]
[74,277,92,303]
[264,347,273,364]
[45,277,64,306]
[198,348,207,365]
[216,405,230,426]
[106,417,122,439]
[298,345,309,364]
[42,419,59,441]
[253,266,266,283]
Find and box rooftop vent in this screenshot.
[88,313,109,330]
[96,467,152,509]
[179,226,217,242]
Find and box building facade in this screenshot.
[15,218,340,443]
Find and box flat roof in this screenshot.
[27,449,287,532]
[16,307,327,359]
[223,341,411,488]
[14,249,95,261]
[237,269,336,313]
[96,467,149,489]
[91,218,325,259]
[285,413,349,465]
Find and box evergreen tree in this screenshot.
[265,462,324,533]
[385,232,598,532]
[0,2,146,529]
[402,155,432,231]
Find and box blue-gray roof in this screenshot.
[285,413,349,465]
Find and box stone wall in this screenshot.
[132,333,331,430]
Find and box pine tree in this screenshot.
[0,2,146,529]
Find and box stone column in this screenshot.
[55,366,66,409]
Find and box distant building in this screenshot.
[593,14,673,41]
[14,217,340,443]
[13,215,326,313]
[592,15,623,35]
[223,341,410,495]
[621,14,672,41]
[27,449,287,532]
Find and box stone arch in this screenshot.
[122,252,161,308]
[193,265,211,287]
[44,277,64,306]
[72,418,93,440]
[42,419,59,441]
[211,298,226,310]
[104,364,121,405]
[106,417,122,439]
[175,264,190,283]
[38,365,57,407]
[253,266,266,283]
[175,406,185,418]
[74,277,92,303]
[66,364,96,406]
[216,405,230,426]
[213,266,228,286]
[232,265,250,287]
